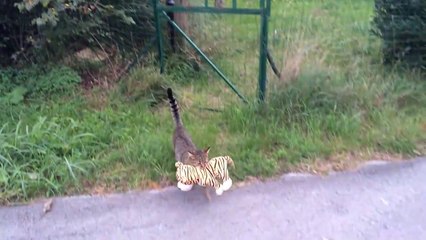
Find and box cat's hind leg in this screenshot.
[205,187,212,202]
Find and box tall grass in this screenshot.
[0,117,98,203]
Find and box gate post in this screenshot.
[258,0,270,102]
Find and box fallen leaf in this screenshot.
[43,199,53,214]
[146,180,161,189]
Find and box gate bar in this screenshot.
[152,0,165,73]
[162,11,248,103]
[158,5,262,15]
[258,0,270,102]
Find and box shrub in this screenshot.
[0,0,155,66]
[372,0,426,69]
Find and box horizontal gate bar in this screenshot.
[158,5,262,15]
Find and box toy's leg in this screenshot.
[204,187,212,202]
[222,178,233,191]
[215,185,224,195]
[177,182,193,191]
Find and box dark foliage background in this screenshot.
[372,0,426,69]
[0,0,155,66]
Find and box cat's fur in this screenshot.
[167,88,210,168]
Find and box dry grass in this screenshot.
[285,151,407,176]
[279,48,306,85]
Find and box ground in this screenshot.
[1,157,425,240]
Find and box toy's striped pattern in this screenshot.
[208,156,234,183]
[175,155,235,195]
[175,162,220,188]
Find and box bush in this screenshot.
[372,0,426,69]
[0,66,80,104]
[0,0,155,66]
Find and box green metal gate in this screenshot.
[152,0,271,103]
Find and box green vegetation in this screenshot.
[372,0,426,68]
[0,66,81,103]
[0,0,153,65]
[1,0,425,204]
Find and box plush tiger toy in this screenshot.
[175,156,235,195]
[207,156,234,192]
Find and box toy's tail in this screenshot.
[225,156,235,168]
[167,88,182,126]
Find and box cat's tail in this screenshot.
[167,88,182,126]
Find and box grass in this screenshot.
[1,0,425,204]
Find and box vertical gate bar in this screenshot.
[232,0,236,9]
[266,0,271,16]
[258,0,269,102]
[166,0,176,52]
[205,0,208,7]
[152,0,164,73]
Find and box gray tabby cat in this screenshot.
[167,88,210,168]
[167,88,213,200]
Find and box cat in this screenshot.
[167,88,213,200]
[167,88,210,167]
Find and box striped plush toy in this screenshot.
[175,156,234,195]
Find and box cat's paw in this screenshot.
[222,178,233,191]
[177,182,193,191]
